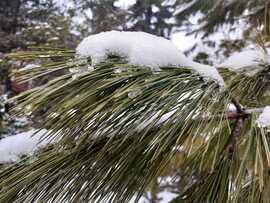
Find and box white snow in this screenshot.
[0,129,50,163]
[20,64,40,71]
[76,31,224,86]
[257,106,270,128]
[218,49,270,75]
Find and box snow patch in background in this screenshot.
[257,106,270,128]
[171,32,195,52]
[76,31,224,86]
[0,129,49,163]
[218,49,270,75]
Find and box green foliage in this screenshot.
[69,0,127,35]
[0,0,78,137]
[0,53,230,202]
[0,94,31,137]
[0,0,78,53]
[219,62,270,108]
[1,1,270,202]
[175,0,268,37]
[1,48,269,202]
[0,60,8,85]
[70,0,184,38]
[127,0,177,38]
[68,0,268,65]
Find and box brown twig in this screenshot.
[222,98,248,158]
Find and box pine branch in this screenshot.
[1,49,270,203]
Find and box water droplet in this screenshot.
[114,68,122,74]
[87,66,94,71]
[128,89,142,99]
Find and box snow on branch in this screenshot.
[76,31,224,86]
[218,49,270,76]
[0,130,49,164]
[256,106,270,128]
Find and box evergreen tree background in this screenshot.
[0,0,79,137]
[68,0,270,63]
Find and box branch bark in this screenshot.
[226,98,247,157]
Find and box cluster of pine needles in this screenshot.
[0,48,269,202]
